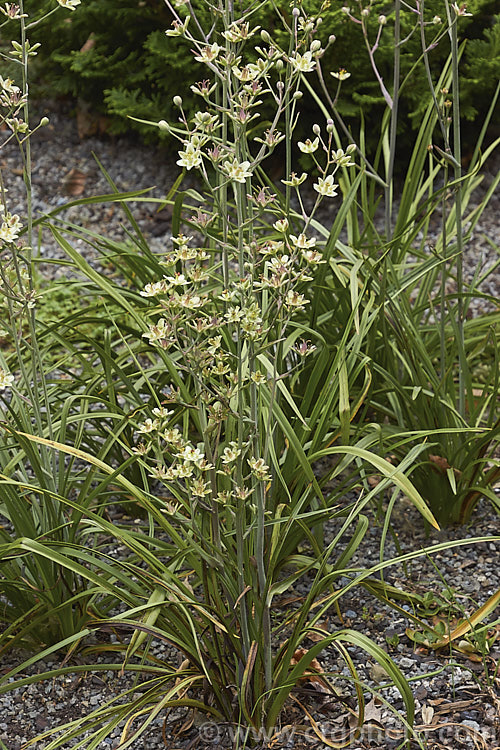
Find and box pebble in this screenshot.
[398,657,415,669]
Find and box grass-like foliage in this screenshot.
[0,1,499,748]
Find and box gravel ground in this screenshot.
[0,101,499,749]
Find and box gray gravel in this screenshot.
[0,102,499,749]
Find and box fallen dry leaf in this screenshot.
[76,99,110,139]
[307,619,330,642]
[61,167,87,196]
[363,697,383,724]
[291,648,331,692]
[421,704,434,724]
[429,454,451,471]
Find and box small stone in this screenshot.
[462,719,481,733]
[415,685,428,700]
[345,610,357,619]
[399,657,415,669]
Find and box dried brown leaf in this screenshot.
[61,168,87,196]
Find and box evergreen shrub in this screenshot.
[24,0,500,149]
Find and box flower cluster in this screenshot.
[133,2,360,515]
[0,212,22,242]
[0,368,14,390]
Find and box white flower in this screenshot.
[166,15,190,36]
[221,442,241,464]
[222,21,259,43]
[172,233,193,247]
[452,2,472,15]
[137,418,160,434]
[207,335,222,354]
[232,65,260,82]
[289,233,316,249]
[0,76,20,94]
[223,158,253,183]
[191,479,210,497]
[313,175,338,197]
[290,51,316,73]
[331,148,355,167]
[176,293,203,309]
[169,273,189,286]
[0,4,28,19]
[297,137,320,154]
[149,465,170,480]
[331,69,351,81]
[194,43,220,64]
[152,406,174,419]
[177,142,203,170]
[273,218,289,232]
[140,280,169,297]
[143,318,171,345]
[281,172,308,187]
[163,428,184,446]
[248,457,271,481]
[0,212,22,242]
[225,306,244,323]
[177,445,204,464]
[193,111,218,131]
[285,290,309,309]
[56,0,81,10]
[298,17,315,33]
[302,249,325,265]
[0,368,14,390]
[218,289,238,302]
[251,370,267,385]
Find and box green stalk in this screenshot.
[220,0,231,288]
[385,0,400,238]
[18,0,55,459]
[283,16,296,216]
[449,8,466,418]
[440,161,448,382]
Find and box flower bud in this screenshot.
[317,17,323,25]
[310,40,322,53]
[293,90,303,99]
[40,117,49,127]
[292,7,300,16]
[378,14,387,24]
[329,34,336,44]
[173,96,183,108]
[261,29,271,43]
[346,143,357,154]
[361,7,370,16]
[312,123,321,135]
[275,59,284,73]
[158,120,169,131]
[326,119,334,133]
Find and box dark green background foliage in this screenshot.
[20,0,500,147]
